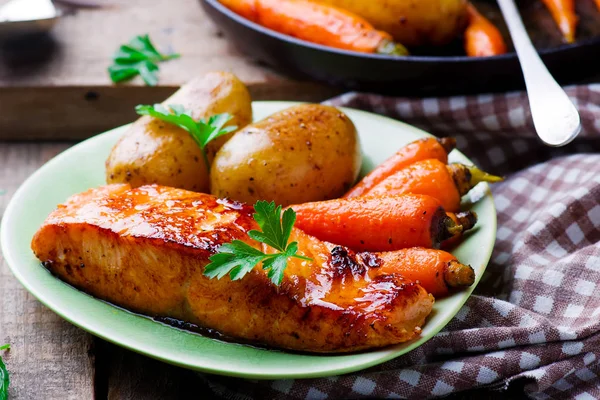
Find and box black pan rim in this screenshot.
[204,0,600,63]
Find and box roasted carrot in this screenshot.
[376,247,475,297]
[596,0,600,12]
[290,194,471,252]
[365,159,503,212]
[344,137,456,198]
[540,0,578,43]
[219,0,408,55]
[442,211,478,249]
[464,3,507,57]
[366,159,460,211]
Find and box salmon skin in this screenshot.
[31,184,434,353]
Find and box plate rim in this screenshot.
[0,101,497,379]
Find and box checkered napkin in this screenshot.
[203,85,600,399]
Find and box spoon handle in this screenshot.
[496,0,581,146]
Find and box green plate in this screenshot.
[0,101,496,379]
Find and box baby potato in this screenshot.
[318,0,468,47]
[105,72,252,192]
[211,104,362,206]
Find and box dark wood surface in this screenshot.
[0,143,95,399]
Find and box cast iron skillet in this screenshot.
[201,0,600,95]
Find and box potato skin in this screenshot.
[105,72,252,192]
[210,104,362,206]
[318,0,468,47]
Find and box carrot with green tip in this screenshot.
[345,137,456,198]
[290,194,475,252]
[365,159,503,212]
[447,163,504,196]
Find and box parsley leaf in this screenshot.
[135,104,236,170]
[205,241,268,280]
[204,201,312,285]
[108,34,179,86]
[0,344,9,400]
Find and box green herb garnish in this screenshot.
[204,201,312,285]
[135,104,236,170]
[108,34,179,86]
[0,344,10,400]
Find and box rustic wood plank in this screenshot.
[0,0,340,141]
[0,0,275,87]
[100,341,214,399]
[0,83,340,141]
[0,142,96,400]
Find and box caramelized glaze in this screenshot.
[32,184,433,352]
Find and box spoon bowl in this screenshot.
[496,0,581,146]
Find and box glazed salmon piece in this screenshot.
[31,184,433,353]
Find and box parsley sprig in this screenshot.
[0,344,10,400]
[204,201,312,285]
[135,104,236,170]
[108,34,179,86]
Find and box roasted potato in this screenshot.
[105,72,252,192]
[210,104,362,206]
[318,0,469,47]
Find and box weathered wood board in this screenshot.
[0,0,340,141]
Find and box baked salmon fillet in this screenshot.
[31,184,434,353]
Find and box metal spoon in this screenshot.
[496,0,581,146]
[0,0,60,37]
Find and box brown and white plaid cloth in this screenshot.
[202,84,600,399]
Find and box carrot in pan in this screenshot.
[540,0,578,43]
[376,247,475,298]
[219,0,409,55]
[365,159,503,212]
[464,3,507,57]
[596,0,600,12]
[344,137,456,198]
[290,194,476,252]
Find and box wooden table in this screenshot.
[0,0,574,398]
[0,0,341,141]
